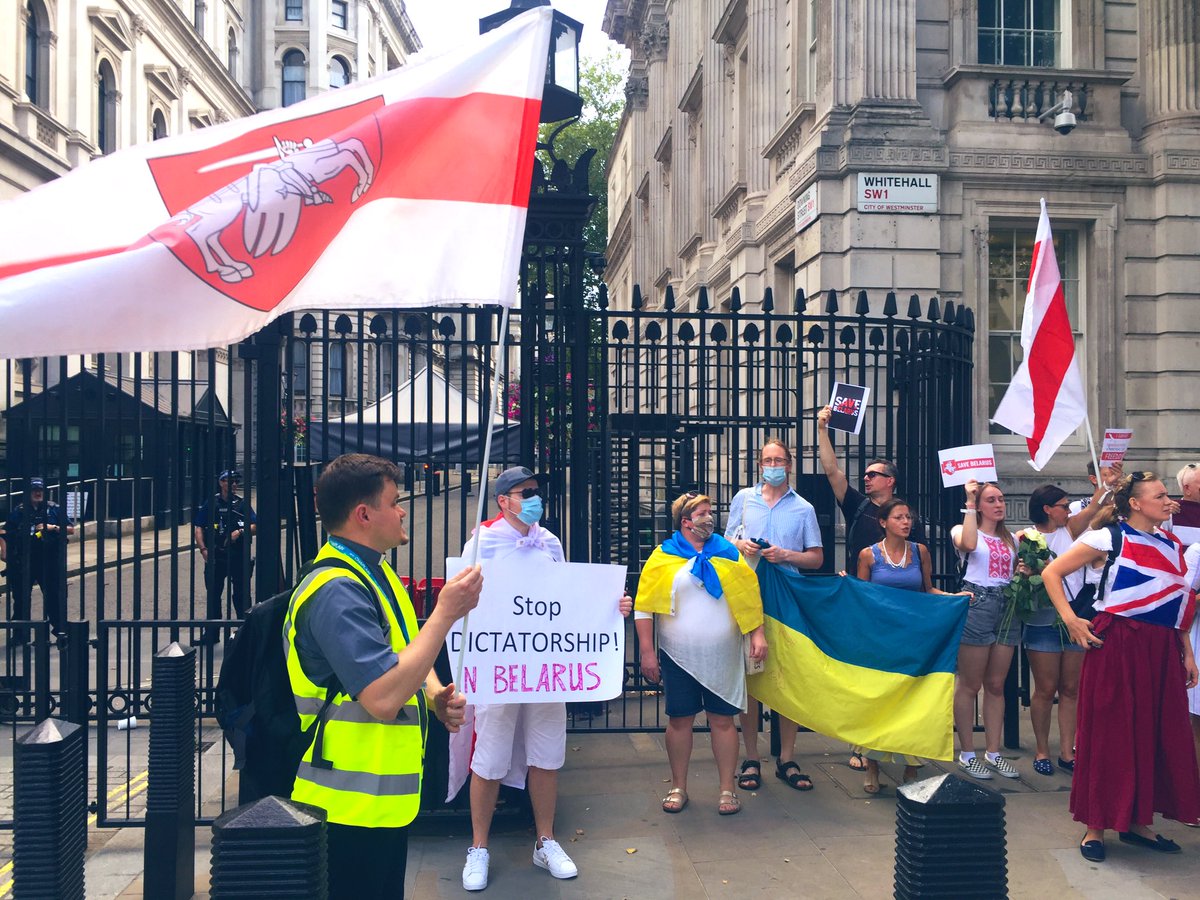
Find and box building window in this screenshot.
[285,0,304,22]
[97,61,117,154]
[25,0,48,109]
[227,29,238,79]
[194,0,205,34]
[151,109,168,140]
[378,347,393,397]
[988,226,1080,434]
[282,50,306,107]
[332,0,348,30]
[978,0,1059,68]
[329,55,351,88]
[806,0,818,102]
[328,343,346,397]
[292,342,308,396]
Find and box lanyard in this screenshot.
[328,539,412,645]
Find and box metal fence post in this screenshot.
[210,796,328,899]
[894,773,1007,898]
[61,620,90,726]
[1003,649,1020,750]
[14,718,87,899]
[144,642,197,900]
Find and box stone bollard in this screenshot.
[894,773,1007,899]
[144,642,197,900]
[13,718,87,899]
[209,796,328,899]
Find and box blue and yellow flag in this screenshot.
[746,564,968,760]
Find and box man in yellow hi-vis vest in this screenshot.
[285,453,482,899]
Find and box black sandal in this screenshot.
[775,760,814,791]
[737,759,762,791]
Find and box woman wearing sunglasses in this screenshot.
[1043,472,1200,862]
[635,492,767,816]
[1020,474,1114,777]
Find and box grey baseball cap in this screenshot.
[493,466,545,500]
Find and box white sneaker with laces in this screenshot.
[532,837,578,879]
[958,753,993,780]
[986,753,1020,779]
[462,847,490,892]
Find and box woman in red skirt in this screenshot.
[1043,472,1200,862]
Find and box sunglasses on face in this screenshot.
[506,487,541,500]
[864,471,890,480]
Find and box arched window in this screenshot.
[151,109,168,140]
[24,0,48,109]
[227,28,238,79]
[282,49,306,107]
[97,61,117,154]
[329,56,351,89]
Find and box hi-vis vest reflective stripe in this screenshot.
[284,542,427,828]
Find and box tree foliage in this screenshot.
[537,50,625,305]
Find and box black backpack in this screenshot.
[215,558,374,804]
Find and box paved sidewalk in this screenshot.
[93,729,1200,899]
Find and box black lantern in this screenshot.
[480,0,583,123]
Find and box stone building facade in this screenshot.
[601,0,1200,490]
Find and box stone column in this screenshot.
[702,0,728,246]
[861,0,917,101]
[1139,0,1200,126]
[745,0,775,193]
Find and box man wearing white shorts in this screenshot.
[458,466,631,891]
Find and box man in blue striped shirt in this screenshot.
[725,438,823,794]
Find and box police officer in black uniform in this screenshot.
[1,477,74,643]
[193,470,256,643]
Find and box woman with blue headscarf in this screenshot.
[635,492,767,816]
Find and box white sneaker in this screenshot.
[986,753,1020,779]
[958,753,993,780]
[532,837,578,879]
[462,847,490,891]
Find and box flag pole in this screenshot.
[454,303,511,688]
[1082,408,1101,480]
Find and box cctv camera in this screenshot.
[1053,110,1076,135]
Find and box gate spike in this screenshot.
[763,287,774,313]
[632,284,643,310]
[964,307,977,332]
[698,286,711,311]
[944,299,957,324]
[795,288,807,311]
[907,294,923,319]
[825,289,839,314]
[855,290,870,315]
[664,285,676,310]
[883,291,898,317]
[927,296,942,322]
[730,286,742,312]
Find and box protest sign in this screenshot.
[938,443,998,488]
[1101,428,1133,465]
[445,555,628,705]
[828,382,870,435]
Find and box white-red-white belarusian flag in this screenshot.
[990,199,1087,470]
[0,9,551,357]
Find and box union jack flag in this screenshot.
[1097,523,1195,630]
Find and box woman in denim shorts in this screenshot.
[951,480,1019,781]
[1021,480,1113,776]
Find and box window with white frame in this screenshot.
[978,0,1059,67]
[25,0,49,109]
[987,225,1081,434]
[329,56,351,88]
[282,50,306,107]
[332,0,348,30]
[285,0,304,22]
[806,0,818,102]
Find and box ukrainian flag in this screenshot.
[746,563,968,761]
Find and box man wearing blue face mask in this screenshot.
[725,438,824,794]
[456,466,633,891]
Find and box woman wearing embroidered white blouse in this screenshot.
[951,480,1020,781]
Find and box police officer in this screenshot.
[193,470,256,642]
[1,477,74,642]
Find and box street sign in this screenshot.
[856,173,938,213]
[795,183,818,232]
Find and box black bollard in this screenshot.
[144,642,197,900]
[894,773,1007,899]
[209,796,328,899]
[13,718,87,899]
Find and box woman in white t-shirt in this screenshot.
[950,480,1019,781]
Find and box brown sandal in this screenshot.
[718,790,741,816]
[662,787,688,813]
